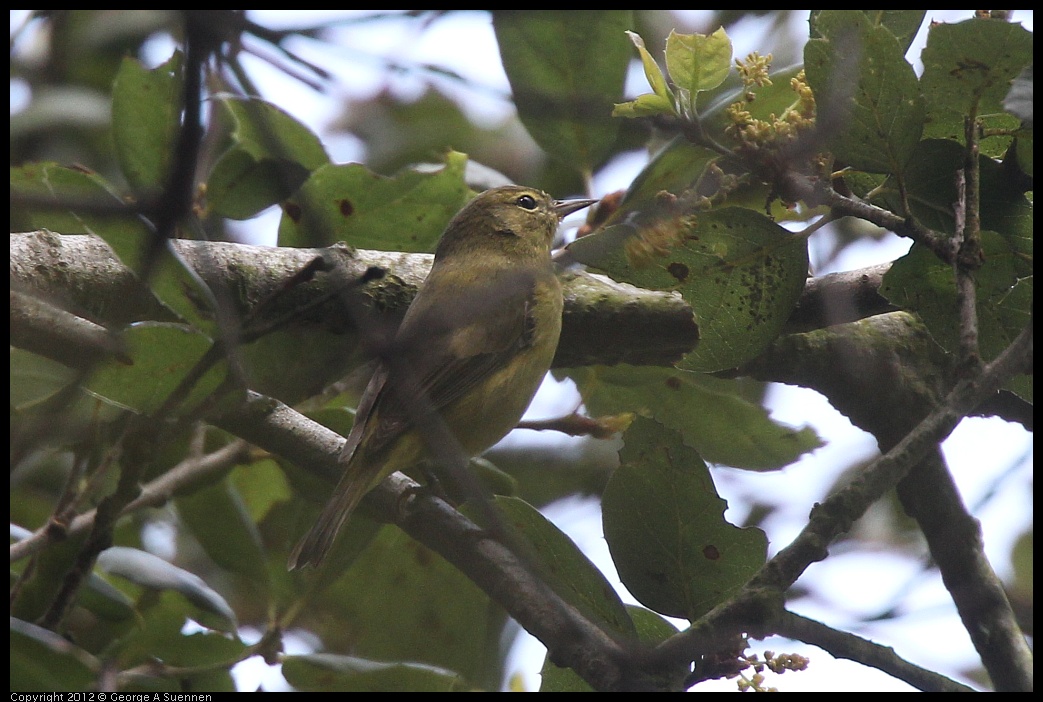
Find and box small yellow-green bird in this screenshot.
[288,185,596,569]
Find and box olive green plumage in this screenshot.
[289,186,595,569]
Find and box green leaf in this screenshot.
[569,365,821,470]
[231,458,293,525]
[627,30,674,104]
[10,348,81,411]
[112,591,242,691]
[10,162,152,245]
[301,525,505,688]
[494,11,632,172]
[603,417,767,620]
[810,10,926,54]
[568,207,809,372]
[207,96,329,220]
[494,496,636,639]
[538,661,591,692]
[920,18,1033,149]
[277,152,473,250]
[112,51,183,196]
[96,547,239,631]
[873,11,928,53]
[804,13,925,174]
[873,139,1034,240]
[176,479,270,587]
[613,92,675,119]
[83,322,226,416]
[208,149,311,220]
[10,618,97,692]
[613,138,719,215]
[881,230,1032,402]
[665,28,733,114]
[871,138,963,233]
[614,30,676,119]
[10,163,219,331]
[284,654,470,692]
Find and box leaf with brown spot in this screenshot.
[567,364,821,470]
[278,152,473,250]
[603,416,767,620]
[568,208,809,372]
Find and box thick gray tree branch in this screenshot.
[10,231,699,378]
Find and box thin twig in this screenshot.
[954,116,984,371]
[777,610,974,692]
[10,440,251,564]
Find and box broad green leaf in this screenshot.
[83,322,226,416]
[920,17,1033,155]
[10,163,218,331]
[611,138,719,216]
[494,11,632,172]
[10,348,81,411]
[277,152,473,250]
[881,230,1032,402]
[207,97,329,220]
[810,10,926,54]
[873,139,1034,241]
[176,480,270,586]
[207,149,311,220]
[304,524,505,688]
[112,51,183,196]
[495,496,636,639]
[10,618,97,692]
[804,13,924,174]
[627,604,682,643]
[96,547,239,631]
[871,138,963,233]
[284,654,470,692]
[569,207,809,372]
[665,28,733,114]
[569,365,820,470]
[231,458,293,524]
[603,417,767,620]
[977,153,1034,252]
[215,98,331,170]
[10,162,151,250]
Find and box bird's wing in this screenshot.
[346,269,538,460]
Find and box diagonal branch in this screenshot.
[776,610,974,692]
[651,320,1033,684]
[896,450,1033,691]
[218,392,641,691]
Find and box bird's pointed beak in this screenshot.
[553,198,598,219]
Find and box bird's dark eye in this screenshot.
[516,194,538,210]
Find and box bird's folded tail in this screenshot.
[287,469,372,571]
